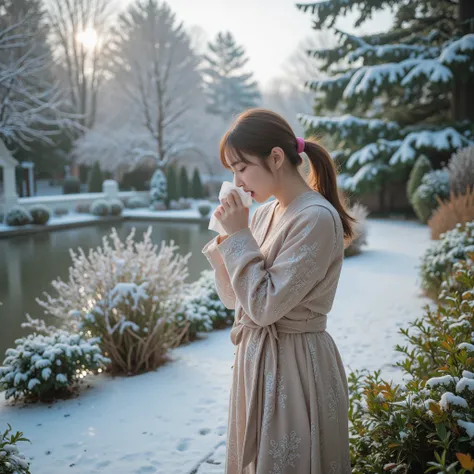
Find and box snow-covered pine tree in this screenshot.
[203,32,261,121]
[296,0,474,211]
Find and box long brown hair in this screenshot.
[219,108,355,241]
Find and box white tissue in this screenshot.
[208,181,253,234]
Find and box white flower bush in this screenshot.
[176,270,234,343]
[345,202,369,257]
[0,424,31,474]
[420,221,474,298]
[36,227,190,375]
[0,331,109,401]
[5,207,32,227]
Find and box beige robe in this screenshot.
[202,191,351,474]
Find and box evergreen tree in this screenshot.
[191,168,204,198]
[203,31,261,120]
[166,165,179,201]
[179,166,190,198]
[297,0,474,208]
[88,162,104,193]
[407,155,433,201]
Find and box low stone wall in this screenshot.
[15,191,149,213]
[4,180,150,214]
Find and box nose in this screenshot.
[233,175,245,188]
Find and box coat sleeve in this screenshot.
[202,207,261,310]
[216,205,338,326]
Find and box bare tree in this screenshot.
[0,9,80,149]
[262,31,338,135]
[48,0,112,130]
[103,0,203,171]
[281,33,336,89]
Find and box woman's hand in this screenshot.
[214,190,249,236]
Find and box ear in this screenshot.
[270,147,285,170]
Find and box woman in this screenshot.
[202,108,354,473]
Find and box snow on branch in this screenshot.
[306,70,355,93]
[346,139,402,169]
[348,42,440,63]
[439,34,474,68]
[343,59,452,100]
[389,127,473,165]
[307,34,473,104]
[298,113,400,145]
[346,162,390,191]
[296,0,390,29]
[0,14,81,148]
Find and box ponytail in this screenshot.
[303,138,355,242]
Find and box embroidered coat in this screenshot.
[202,191,351,474]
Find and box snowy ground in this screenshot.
[0,219,432,474]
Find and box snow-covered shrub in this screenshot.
[29,205,51,225]
[63,177,80,194]
[178,197,192,210]
[168,198,191,210]
[448,145,474,196]
[54,207,68,217]
[0,330,110,401]
[420,221,474,299]
[428,189,474,240]
[90,199,110,217]
[175,270,234,343]
[109,199,123,216]
[150,201,166,211]
[169,200,181,210]
[198,204,212,218]
[412,169,450,223]
[440,251,474,301]
[126,197,147,209]
[75,202,91,214]
[349,259,474,472]
[150,168,167,207]
[5,206,32,227]
[344,203,369,257]
[407,155,432,202]
[36,227,190,375]
[0,424,31,474]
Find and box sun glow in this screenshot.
[77,28,98,50]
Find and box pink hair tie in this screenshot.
[296,137,305,154]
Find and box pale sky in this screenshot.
[120,0,394,89]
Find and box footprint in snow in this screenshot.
[176,438,192,452]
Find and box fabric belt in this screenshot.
[230,313,327,471]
